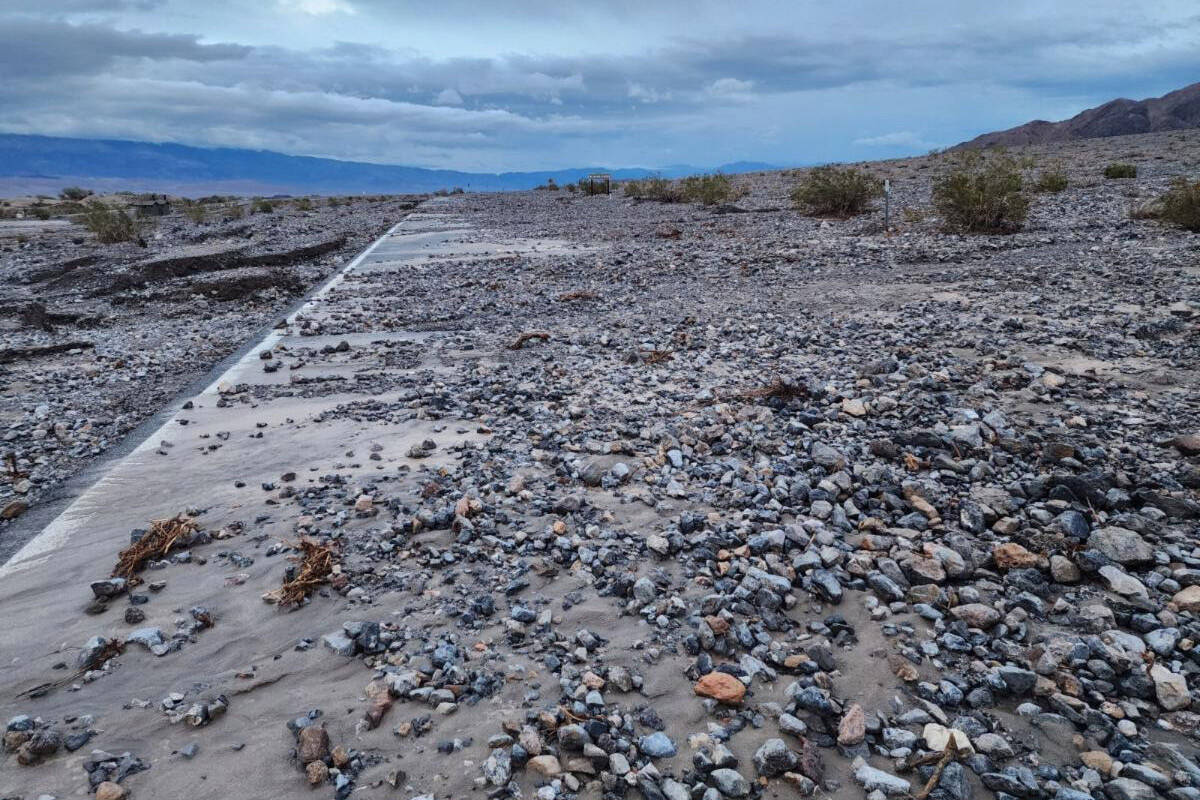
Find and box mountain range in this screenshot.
[957,82,1200,149]
[0,133,776,197]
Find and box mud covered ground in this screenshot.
[0,195,421,553]
[1,131,1199,800]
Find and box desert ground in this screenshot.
[1,130,1198,800]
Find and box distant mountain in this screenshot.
[957,82,1200,149]
[0,133,779,197]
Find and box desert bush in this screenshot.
[565,183,577,194]
[680,173,739,205]
[1129,201,1161,220]
[30,205,52,220]
[1158,178,1200,231]
[1033,165,1069,193]
[224,203,245,221]
[59,186,93,201]
[251,198,274,214]
[181,202,208,223]
[932,151,1029,233]
[1104,163,1137,179]
[450,187,464,195]
[624,176,683,202]
[790,166,883,216]
[81,202,138,243]
[293,197,314,211]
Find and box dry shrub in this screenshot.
[1032,166,1069,193]
[736,377,809,402]
[508,331,551,349]
[1104,163,1137,179]
[113,514,197,582]
[1158,177,1200,231]
[791,166,883,216]
[679,173,741,205]
[624,176,682,203]
[81,202,139,243]
[642,350,673,364]
[274,539,336,607]
[932,151,1029,233]
[59,186,93,201]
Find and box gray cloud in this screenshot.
[1,2,1198,170]
[0,19,249,78]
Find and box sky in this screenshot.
[1,0,1198,172]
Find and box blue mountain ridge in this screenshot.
[0,133,778,194]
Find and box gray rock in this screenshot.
[638,731,677,758]
[1089,527,1154,565]
[710,768,751,797]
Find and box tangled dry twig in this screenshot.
[273,538,337,607]
[112,514,197,583]
[508,331,551,350]
[735,377,809,402]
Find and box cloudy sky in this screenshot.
[2,1,1197,171]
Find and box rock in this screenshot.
[1088,527,1153,565]
[1166,434,1200,456]
[753,738,799,777]
[90,578,127,599]
[1105,777,1158,800]
[639,732,677,758]
[694,672,746,704]
[1080,750,1114,774]
[1150,664,1192,710]
[837,704,866,746]
[95,783,127,800]
[1049,555,1081,583]
[993,542,1042,570]
[922,723,973,755]
[1173,585,1200,613]
[711,767,751,796]
[852,757,910,796]
[950,603,1001,629]
[307,759,329,785]
[1099,565,1148,598]
[527,755,562,776]
[297,725,330,764]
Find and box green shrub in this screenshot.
[59,186,93,201]
[624,176,683,202]
[790,166,883,216]
[1033,166,1069,193]
[251,198,274,214]
[1158,178,1200,231]
[30,206,52,220]
[81,202,138,243]
[932,151,1029,233]
[224,203,245,221]
[182,202,207,223]
[293,197,313,211]
[1104,163,1137,179]
[680,173,739,205]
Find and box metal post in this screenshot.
[884,179,891,232]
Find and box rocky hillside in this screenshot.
[958,82,1200,149]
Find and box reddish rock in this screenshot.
[993,542,1042,570]
[694,672,746,704]
[837,703,866,745]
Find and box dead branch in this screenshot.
[112,514,197,583]
[508,331,551,350]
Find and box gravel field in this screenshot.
[1,131,1199,800]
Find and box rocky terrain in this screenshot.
[0,194,419,554]
[1,130,1199,800]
